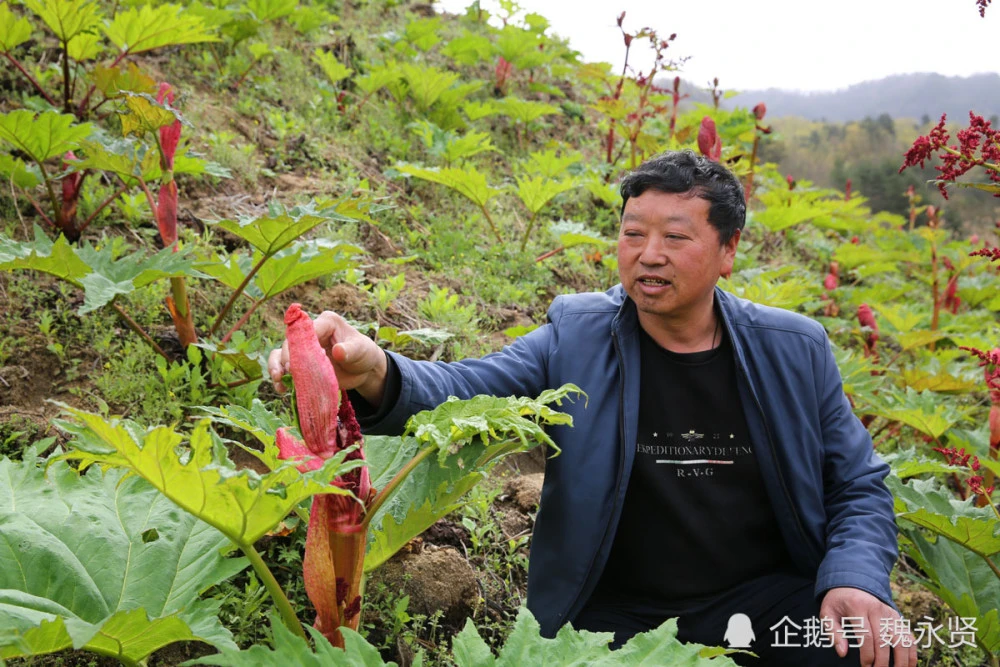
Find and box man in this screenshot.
[269,151,914,667]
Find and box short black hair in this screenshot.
[618,150,746,244]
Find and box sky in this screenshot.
[433,0,998,92]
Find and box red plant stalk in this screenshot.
[668,76,687,139]
[822,261,839,317]
[858,303,880,363]
[154,82,196,347]
[275,303,373,648]
[59,151,85,238]
[494,56,513,96]
[697,117,722,162]
[969,347,1000,507]
[746,102,770,200]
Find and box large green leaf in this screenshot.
[883,448,961,480]
[0,153,41,188]
[75,241,203,313]
[0,2,34,52]
[248,240,362,300]
[198,399,284,465]
[184,612,405,666]
[396,164,503,209]
[104,3,218,55]
[514,176,579,215]
[364,386,582,571]
[214,199,370,257]
[452,608,739,666]
[185,607,736,666]
[493,97,560,125]
[0,110,93,164]
[398,63,461,111]
[23,0,100,43]
[887,476,1000,557]
[0,456,245,662]
[900,531,1000,655]
[0,226,91,285]
[118,92,183,139]
[865,387,971,439]
[55,409,364,547]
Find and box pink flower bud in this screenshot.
[697,116,722,161]
[753,102,766,120]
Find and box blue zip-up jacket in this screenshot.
[362,285,898,638]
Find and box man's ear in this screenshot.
[720,228,741,279]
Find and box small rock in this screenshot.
[504,473,544,513]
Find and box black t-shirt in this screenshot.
[587,324,792,615]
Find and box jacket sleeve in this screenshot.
[357,299,563,436]
[813,338,899,607]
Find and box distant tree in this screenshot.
[920,113,931,126]
[844,158,928,218]
[876,113,895,136]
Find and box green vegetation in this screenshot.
[0,0,998,664]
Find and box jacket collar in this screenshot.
[610,283,741,351]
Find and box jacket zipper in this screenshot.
[731,332,817,563]
[559,329,628,625]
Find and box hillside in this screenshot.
[0,0,999,665]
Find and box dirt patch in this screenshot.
[373,545,480,623]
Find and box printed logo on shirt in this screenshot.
[635,429,754,478]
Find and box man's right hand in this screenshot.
[267,310,388,408]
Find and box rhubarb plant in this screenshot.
[185,608,740,666]
[257,302,581,647]
[0,446,247,664]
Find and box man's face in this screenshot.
[618,189,739,327]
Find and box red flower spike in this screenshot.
[156,83,181,171]
[277,302,373,648]
[284,304,343,459]
[851,236,859,244]
[697,117,722,161]
[844,179,852,201]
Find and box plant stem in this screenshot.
[480,205,503,244]
[930,242,940,350]
[62,41,72,113]
[111,302,169,360]
[221,296,263,343]
[982,551,1000,580]
[37,162,65,233]
[79,181,129,233]
[243,543,308,639]
[77,51,128,116]
[209,253,270,337]
[535,246,564,262]
[4,53,58,107]
[22,189,56,229]
[520,212,538,252]
[362,446,436,530]
[169,276,198,347]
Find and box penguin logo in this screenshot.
[724,613,755,648]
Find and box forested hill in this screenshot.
[718,72,1000,121]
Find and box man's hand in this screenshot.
[820,587,916,667]
[268,310,388,407]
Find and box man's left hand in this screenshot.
[820,587,917,667]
